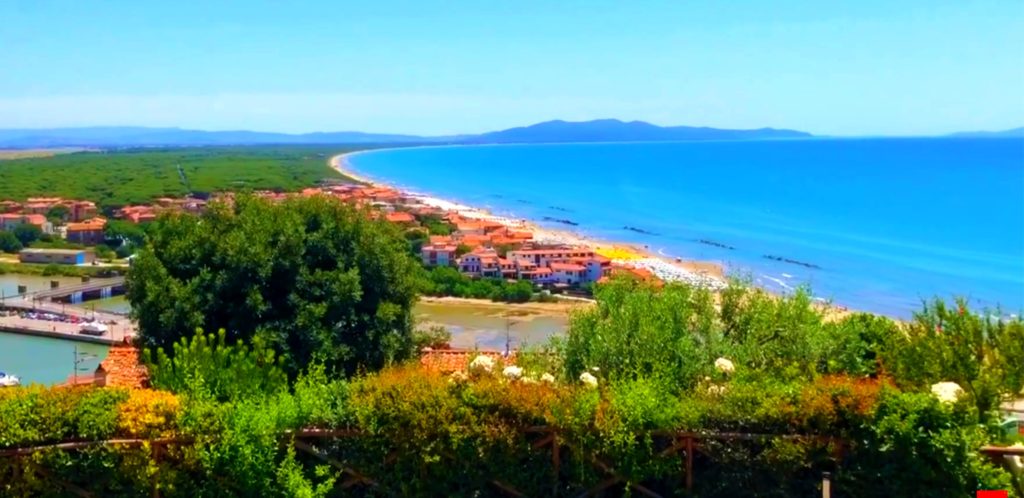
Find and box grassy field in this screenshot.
[0,148,85,160]
[0,145,368,209]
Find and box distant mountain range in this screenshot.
[948,127,1024,138]
[3,121,1020,148]
[0,119,810,148]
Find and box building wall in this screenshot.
[19,250,91,265]
[67,229,105,246]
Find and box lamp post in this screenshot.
[73,346,97,385]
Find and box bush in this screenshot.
[0,231,22,253]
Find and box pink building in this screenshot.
[421,243,457,267]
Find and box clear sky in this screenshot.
[1,0,1022,135]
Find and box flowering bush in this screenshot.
[117,389,180,437]
[468,354,495,375]
[502,365,523,381]
[930,381,965,404]
[579,371,599,389]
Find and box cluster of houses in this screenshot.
[2,186,646,286]
[0,197,106,244]
[0,195,210,264]
[252,184,618,287]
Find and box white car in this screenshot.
[0,372,20,388]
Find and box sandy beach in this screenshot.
[330,152,727,289]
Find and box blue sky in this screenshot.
[1,0,1021,135]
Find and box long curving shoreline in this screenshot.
[330,150,728,289]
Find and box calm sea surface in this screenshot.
[349,138,1024,318]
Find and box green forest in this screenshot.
[0,146,364,209]
[1,195,1022,497]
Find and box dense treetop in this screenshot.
[0,146,360,209]
[126,194,422,377]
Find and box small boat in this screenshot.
[0,371,20,388]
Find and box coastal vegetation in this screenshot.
[0,146,360,209]
[1,190,1021,497]
[1,277,1022,496]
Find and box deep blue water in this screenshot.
[349,138,1024,318]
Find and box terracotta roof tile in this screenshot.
[96,345,150,388]
[419,349,515,373]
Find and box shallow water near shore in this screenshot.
[349,138,1024,318]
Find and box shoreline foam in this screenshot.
[330,151,727,289]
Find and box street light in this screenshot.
[73,346,98,385]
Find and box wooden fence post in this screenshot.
[552,431,560,497]
[685,437,694,493]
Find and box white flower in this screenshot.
[930,381,965,404]
[707,384,727,396]
[714,357,735,374]
[503,365,524,380]
[540,373,556,384]
[591,367,600,372]
[579,372,599,389]
[469,355,495,374]
[448,371,469,384]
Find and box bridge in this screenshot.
[25,276,127,304]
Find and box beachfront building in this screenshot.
[507,247,597,267]
[457,248,501,278]
[19,248,93,265]
[421,243,457,267]
[0,213,53,234]
[549,262,587,285]
[65,217,107,245]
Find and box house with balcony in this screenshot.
[421,243,458,267]
[549,262,588,285]
[457,248,501,278]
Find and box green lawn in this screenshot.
[0,145,368,209]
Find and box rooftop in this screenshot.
[96,345,149,388]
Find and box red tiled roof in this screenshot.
[67,217,107,232]
[96,345,149,388]
[385,211,416,223]
[419,349,515,373]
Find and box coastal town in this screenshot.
[0,182,726,290]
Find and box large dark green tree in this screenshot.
[12,223,42,246]
[127,194,422,376]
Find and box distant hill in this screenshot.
[0,127,450,148]
[0,120,812,148]
[471,119,812,143]
[948,127,1024,138]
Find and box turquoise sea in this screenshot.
[349,138,1024,318]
